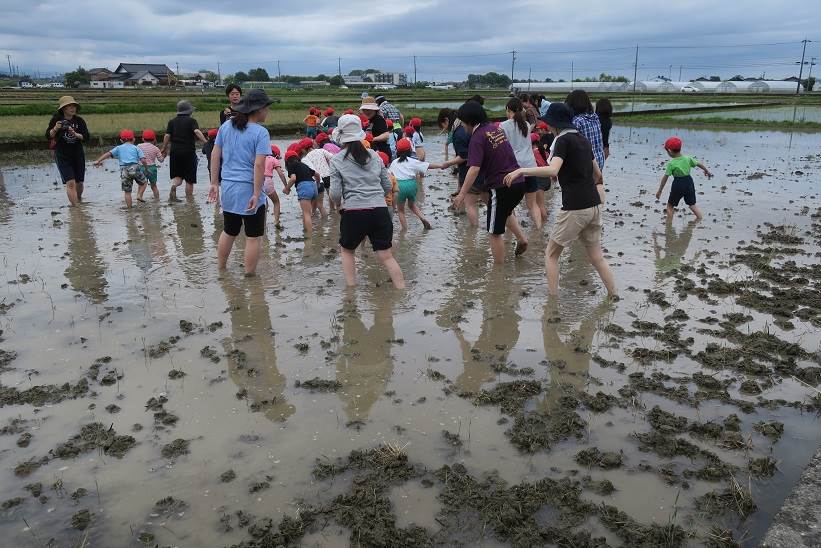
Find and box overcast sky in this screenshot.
[1,0,818,81]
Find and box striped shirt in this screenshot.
[379,101,402,124]
[571,113,605,170]
[137,143,163,165]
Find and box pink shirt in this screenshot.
[137,143,163,165]
[264,156,281,178]
[323,143,341,155]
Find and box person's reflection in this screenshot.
[454,269,523,395]
[220,275,294,422]
[64,206,108,303]
[539,298,613,412]
[0,171,13,225]
[124,205,169,274]
[335,291,398,422]
[653,220,697,283]
[170,199,206,285]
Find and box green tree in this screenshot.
[466,72,511,89]
[64,66,90,88]
[247,67,270,81]
[198,69,219,83]
[348,70,364,76]
[329,75,344,86]
[233,71,250,83]
[802,76,816,92]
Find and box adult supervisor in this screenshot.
[162,100,207,200]
[207,89,273,276]
[504,103,616,298]
[220,84,243,124]
[46,96,90,205]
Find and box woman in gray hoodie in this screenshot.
[329,114,405,289]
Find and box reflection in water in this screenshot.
[335,291,397,421]
[653,220,696,283]
[220,275,294,422]
[0,172,13,225]
[64,205,108,303]
[124,206,170,274]
[170,199,206,285]
[539,299,613,412]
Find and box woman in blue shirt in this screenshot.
[207,89,273,276]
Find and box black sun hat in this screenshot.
[539,102,575,130]
[231,89,273,114]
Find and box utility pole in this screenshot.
[413,55,417,85]
[571,61,574,89]
[796,39,810,94]
[668,65,672,80]
[337,57,342,78]
[6,55,12,76]
[510,50,516,88]
[217,62,221,86]
[527,67,531,92]
[679,65,683,81]
[632,44,639,94]
[277,60,281,80]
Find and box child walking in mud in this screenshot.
[389,138,444,231]
[283,150,320,235]
[93,129,149,209]
[136,129,163,201]
[656,136,712,221]
[263,145,286,229]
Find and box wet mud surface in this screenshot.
[0,126,819,546]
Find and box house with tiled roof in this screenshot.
[109,63,175,86]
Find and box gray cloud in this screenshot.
[1,0,816,81]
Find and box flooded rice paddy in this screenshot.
[399,100,744,114]
[674,105,821,123]
[0,126,819,547]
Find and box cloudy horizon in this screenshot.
[1,0,818,82]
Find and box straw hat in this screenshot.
[58,96,79,111]
[359,97,380,111]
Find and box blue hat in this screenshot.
[539,102,574,129]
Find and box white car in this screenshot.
[680,85,701,93]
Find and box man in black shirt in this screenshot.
[162,101,207,200]
[504,103,616,298]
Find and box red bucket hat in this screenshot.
[207,129,218,138]
[285,150,299,161]
[315,132,329,144]
[376,151,390,167]
[324,107,335,116]
[271,144,281,156]
[530,133,539,143]
[119,129,135,140]
[410,117,422,127]
[141,129,156,140]
[344,108,354,115]
[299,137,314,150]
[403,126,415,136]
[664,136,682,151]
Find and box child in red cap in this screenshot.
[656,136,712,221]
[303,108,320,138]
[93,129,149,208]
[389,138,445,231]
[283,149,320,234]
[263,144,287,228]
[407,118,425,161]
[136,129,164,201]
[302,137,333,215]
[202,128,219,178]
[377,151,399,211]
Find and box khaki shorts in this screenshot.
[551,205,602,248]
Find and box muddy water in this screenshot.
[0,126,819,547]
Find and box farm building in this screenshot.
[511,81,629,93]
[743,80,799,94]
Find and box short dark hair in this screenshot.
[437,108,456,130]
[225,84,242,97]
[467,94,485,105]
[595,98,613,118]
[457,101,488,126]
[565,89,593,115]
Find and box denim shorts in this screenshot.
[296,181,317,201]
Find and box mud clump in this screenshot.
[295,378,342,392]
[0,348,17,372]
[696,486,756,519]
[70,509,92,530]
[647,405,688,433]
[161,438,190,458]
[147,336,180,359]
[51,422,136,459]
[582,476,616,495]
[0,497,23,510]
[168,369,186,380]
[578,391,620,413]
[441,430,463,447]
[738,380,762,395]
[16,432,32,447]
[220,470,237,483]
[14,458,47,477]
[633,430,716,461]
[471,380,543,415]
[506,409,586,453]
[753,420,784,441]
[575,447,623,469]
[200,345,221,363]
[179,320,195,334]
[0,378,89,408]
[152,496,187,517]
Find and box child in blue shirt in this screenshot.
[94,129,149,208]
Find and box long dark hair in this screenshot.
[566,89,593,115]
[397,150,411,163]
[506,97,529,137]
[437,108,457,131]
[232,112,249,131]
[595,98,613,118]
[344,140,371,166]
[285,154,300,171]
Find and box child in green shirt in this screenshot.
[656,136,712,221]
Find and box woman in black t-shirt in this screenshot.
[46,96,90,205]
[504,103,617,299]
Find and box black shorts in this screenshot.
[170,152,198,184]
[322,176,330,190]
[55,152,86,184]
[486,185,525,235]
[458,168,485,195]
[536,177,551,191]
[668,175,696,207]
[339,208,393,251]
[223,205,266,238]
[523,176,541,193]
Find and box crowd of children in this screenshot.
[69,86,715,295]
